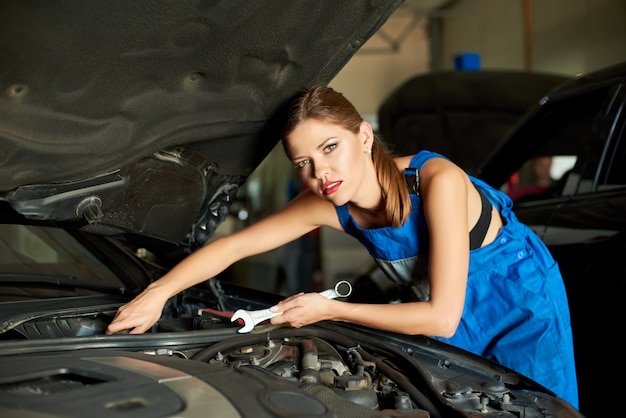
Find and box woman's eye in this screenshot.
[295,160,309,169]
[323,144,337,153]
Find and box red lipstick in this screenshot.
[323,181,341,195]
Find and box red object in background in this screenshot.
[507,172,519,193]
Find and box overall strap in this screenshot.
[404,167,420,195]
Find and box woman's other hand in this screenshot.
[105,286,169,334]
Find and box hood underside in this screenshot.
[0,0,402,246]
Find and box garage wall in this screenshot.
[531,0,626,74]
[329,4,432,116]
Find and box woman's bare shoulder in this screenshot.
[394,154,415,170]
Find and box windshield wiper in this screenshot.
[0,273,133,295]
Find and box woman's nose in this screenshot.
[312,161,328,179]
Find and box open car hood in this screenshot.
[0,0,402,247]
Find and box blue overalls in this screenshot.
[335,150,579,408]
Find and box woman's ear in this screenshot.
[359,120,374,150]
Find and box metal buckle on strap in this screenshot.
[404,167,420,195]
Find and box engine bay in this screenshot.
[0,283,582,418]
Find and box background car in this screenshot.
[472,61,626,418]
[0,1,586,417]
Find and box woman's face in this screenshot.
[284,118,373,206]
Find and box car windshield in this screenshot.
[0,224,124,293]
[496,82,622,201]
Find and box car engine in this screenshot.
[0,289,584,418]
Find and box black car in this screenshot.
[0,1,584,417]
[473,61,626,417]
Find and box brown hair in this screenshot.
[282,86,411,227]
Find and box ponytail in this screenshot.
[371,138,411,228]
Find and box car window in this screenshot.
[508,155,576,202]
[506,84,618,201]
[569,83,626,195]
[603,128,626,187]
[0,224,123,287]
[596,85,626,190]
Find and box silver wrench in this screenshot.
[231,280,352,333]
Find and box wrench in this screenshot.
[231,280,352,333]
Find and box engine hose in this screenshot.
[298,338,320,384]
[346,346,365,376]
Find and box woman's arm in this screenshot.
[106,190,338,334]
[272,158,475,337]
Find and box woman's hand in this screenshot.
[269,292,337,328]
[105,286,170,335]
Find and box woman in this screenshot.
[106,86,578,408]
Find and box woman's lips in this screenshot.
[323,181,341,195]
